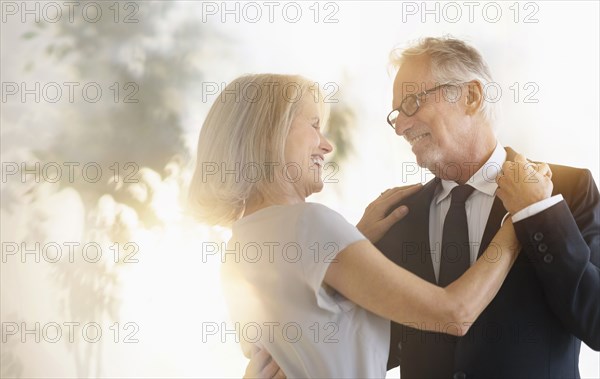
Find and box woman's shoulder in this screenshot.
[294,203,364,241]
[233,202,357,239]
[293,202,347,224]
[295,201,341,215]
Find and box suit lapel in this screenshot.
[477,146,514,256]
[382,145,521,279]
[478,196,507,257]
[398,178,440,282]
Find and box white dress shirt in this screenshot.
[428,142,563,283]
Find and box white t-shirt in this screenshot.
[221,202,390,378]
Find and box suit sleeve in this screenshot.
[514,168,600,350]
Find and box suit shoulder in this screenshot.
[547,162,591,177]
[546,163,594,190]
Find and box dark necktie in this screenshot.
[439,184,475,286]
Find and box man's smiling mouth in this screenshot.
[406,132,431,146]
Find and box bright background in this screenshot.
[1,1,598,377]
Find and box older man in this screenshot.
[376,36,600,379]
[245,37,600,378]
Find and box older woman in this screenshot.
[188,74,551,378]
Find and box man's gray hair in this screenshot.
[390,36,496,125]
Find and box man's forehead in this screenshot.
[394,77,434,93]
[392,55,433,105]
[392,77,436,108]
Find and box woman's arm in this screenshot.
[324,220,520,336]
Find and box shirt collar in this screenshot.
[434,142,507,204]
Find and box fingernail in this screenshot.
[396,206,408,215]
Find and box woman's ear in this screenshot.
[465,81,483,116]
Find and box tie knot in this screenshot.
[450,185,475,204]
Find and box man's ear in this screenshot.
[465,80,483,116]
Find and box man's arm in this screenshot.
[514,169,600,350]
[497,157,600,350]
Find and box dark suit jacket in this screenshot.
[376,148,600,379]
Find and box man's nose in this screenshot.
[394,116,411,137]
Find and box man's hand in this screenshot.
[356,183,423,243]
[243,345,285,379]
[496,153,553,215]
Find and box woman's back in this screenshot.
[221,202,390,378]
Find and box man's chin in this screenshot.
[416,153,442,175]
[310,182,324,195]
[415,154,432,170]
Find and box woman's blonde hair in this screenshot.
[188,74,329,227]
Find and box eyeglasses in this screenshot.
[386,83,462,129]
